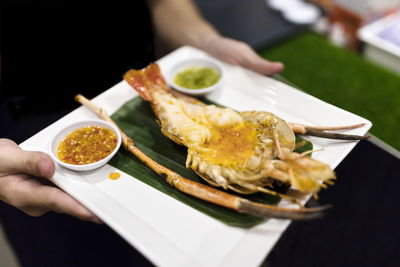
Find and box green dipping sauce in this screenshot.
[174,66,220,89]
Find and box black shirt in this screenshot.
[1,0,155,112]
[1,0,155,141]
[0,2,156,266]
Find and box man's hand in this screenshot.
[0,138,101,223]
[200,36,284,75]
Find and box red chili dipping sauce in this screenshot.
[57,126,117,165]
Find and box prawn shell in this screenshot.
[240,111,296,151]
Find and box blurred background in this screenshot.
[195,2,400,266]
[1,0,399,266]
[194,0,400,152]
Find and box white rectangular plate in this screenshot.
[20,46,372,267]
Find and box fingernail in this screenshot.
[92,216,104,224]
[39,154,55,178]
[274,62,284,69]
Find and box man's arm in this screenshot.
[148,0,284,75]
[148,0,218,51]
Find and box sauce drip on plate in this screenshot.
[108,172,121,180]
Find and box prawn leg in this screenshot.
[288,122,369,140]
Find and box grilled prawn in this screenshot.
[123,63,366,199]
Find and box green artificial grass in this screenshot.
[259,32,400,151]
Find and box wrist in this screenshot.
[187,23,221,51]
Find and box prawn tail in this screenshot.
[279,151,336,196]
[124,63,169,101]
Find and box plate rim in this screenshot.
[19,45,372,267]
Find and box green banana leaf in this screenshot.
[109,97,312,228]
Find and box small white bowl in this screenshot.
[48,119,122,171]
[167,57,224,96]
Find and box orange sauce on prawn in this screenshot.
[199,122,259,166]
